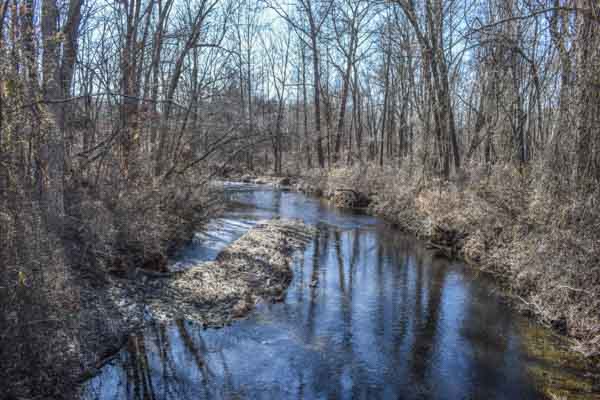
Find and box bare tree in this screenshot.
[266,0,335,168]
[392,0,461,178]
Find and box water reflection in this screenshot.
[82,186,544,400]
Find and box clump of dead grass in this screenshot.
[314,162,600,356]
[147,219,315,326]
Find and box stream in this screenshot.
[80,183,594,399]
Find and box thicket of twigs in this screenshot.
[0,30,221,400]
[0,164,218,398]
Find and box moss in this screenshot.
[517,318,600,399]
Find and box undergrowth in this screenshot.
[300,162,600,357]
[1,170,221,398]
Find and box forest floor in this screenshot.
[238,166,600,360]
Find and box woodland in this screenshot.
[1,0,599,397]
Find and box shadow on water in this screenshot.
[81,184,597,400]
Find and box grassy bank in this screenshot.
[293,163,600,358]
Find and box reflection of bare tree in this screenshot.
[409,256,448,393]
[175,319,216,398]
[142,334,157,399]
[337,229,358,399]
[321,228,330,289]
[124,334,148,400]
[114,322,207,399]
[176,320,205,372]
[375,238,386,349]
[334,231,346,294]
[296,370,304,400]
[392,237,411,360]
[155,324,171,391]
[140,333,157,400]
[216,345,236,397]
[80,217,543,400]
[296,250,306,304]
[459,275,514,397]
[339,230,354,353]
[306,230,321,339]
[154,325,188,399]
[348,228,361,288]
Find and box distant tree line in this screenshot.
[2,0,599,213]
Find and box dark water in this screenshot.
[81,184,545,399]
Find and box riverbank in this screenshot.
[2,215,313,399]
[78,218,314,382]
[1,175,221,399]
[235,169,600,397]
[240,166,600,359]
[76,218,313,383]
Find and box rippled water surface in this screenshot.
[82,184,547,399]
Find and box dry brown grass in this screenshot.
[310,162,600,357]
[0,171,220,398]
[148,219,315,325]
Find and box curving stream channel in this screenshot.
[81,184,598,400]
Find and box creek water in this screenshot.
[81,183,550,399]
